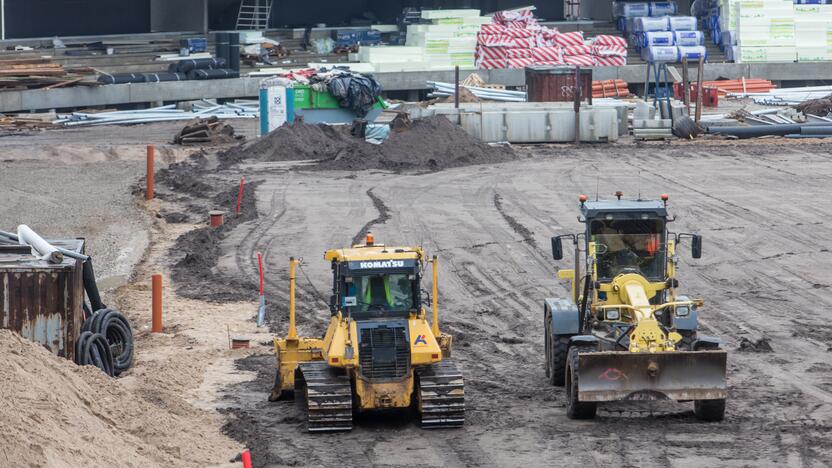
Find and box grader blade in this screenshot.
[577,350,727,402]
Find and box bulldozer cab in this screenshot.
[334,261,421,320]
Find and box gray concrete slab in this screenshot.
[1,62,830,113]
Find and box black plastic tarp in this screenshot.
[326,73,383,117]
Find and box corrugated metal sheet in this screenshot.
[0,239,85,360]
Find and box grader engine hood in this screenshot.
[577,349,728,402]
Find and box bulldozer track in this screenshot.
[417,360,465,429]
[297,361,353,432]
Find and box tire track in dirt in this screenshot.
[351,188,391,245]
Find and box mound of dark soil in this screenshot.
[219,116,515,172]
[156,152,212,197]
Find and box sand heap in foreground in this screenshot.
[0,330,235,467]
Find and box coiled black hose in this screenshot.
[75,331,114,377]
[78,308,134,376]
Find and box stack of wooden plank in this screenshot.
[0,56,98,91]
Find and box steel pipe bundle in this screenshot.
[726,85,832,105]
[427,81,527,102]
[53,101,258,127]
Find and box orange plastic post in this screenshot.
[241,450,253,468]
[146,144,155,200]
[151,274,162,333]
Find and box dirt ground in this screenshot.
[211,140,832,467]
[3,119,832,467]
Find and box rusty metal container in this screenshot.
[0,239,85,360]
[525,65,594,103]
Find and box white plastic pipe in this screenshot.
[17,225,63,263]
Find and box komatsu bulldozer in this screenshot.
[544,193,727,421]
[269,233,464,432]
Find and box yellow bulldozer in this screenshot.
[269,233,464,432]
[545,193,727,421]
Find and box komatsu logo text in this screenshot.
[357,260,405,269]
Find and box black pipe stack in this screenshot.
[228,32,241,72]
[215,32,230,66]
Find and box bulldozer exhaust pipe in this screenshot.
[431,255,439,336]
[288,257,298,340]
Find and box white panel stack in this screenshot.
[794,4,832,62]
[355,9,489,72]
[735,0,795,63]
[356,46,427,72]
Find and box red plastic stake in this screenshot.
[236,176,245,216]
[146,144,155,200]
[241,449,252,468]
[257,252,264,296]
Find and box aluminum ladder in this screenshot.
[236,0,273,30]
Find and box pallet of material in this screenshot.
[0,56,98,91]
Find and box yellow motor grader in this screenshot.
[269,233,464,432]
[545,193,727,421]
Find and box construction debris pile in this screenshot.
[0,56,98,91]
[220,115,515,171]
[173,117,243,145]
[794,94,832,117]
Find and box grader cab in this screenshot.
[544,194,727,421]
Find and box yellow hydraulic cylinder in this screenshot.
[431,255,439,336]
[288,257,298,340]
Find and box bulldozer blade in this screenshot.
[577,350,727,402]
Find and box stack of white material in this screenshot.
[794,4,832,62]
[353,9,490,72]
[735,0,796,63]
[407,9,490,69]
[355,46,428,72]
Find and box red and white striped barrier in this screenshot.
[494,8,535,23]
[561,44,594,56]
[475,58,507,69]
[563,54,596,66]
[506,48,533,59]
[475,45,507,60]
[506,57,535,69]
[593,55,627,66]
[593,45,628,57]
[480,24,507,35]
[592,34,628,48]
[553,31,585,47]
[477,8,630,70]
[531,46,563,63]
[502,28,535,38]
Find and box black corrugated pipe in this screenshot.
[82,259,105,315]
[82,308,134,376]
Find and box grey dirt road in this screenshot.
[217,142,832,467]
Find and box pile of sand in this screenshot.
[0,329,236,467]
[219,115,516,172]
